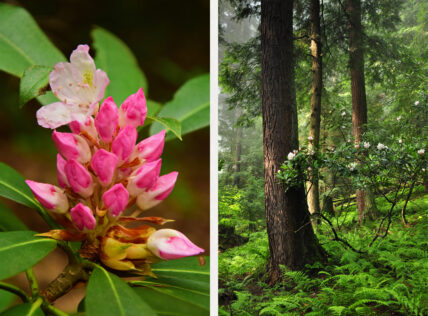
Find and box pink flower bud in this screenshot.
[70,203,96,230]
[127,159,162,196]
[102,183,129,216]
[118,88,147,128]
[52,130,91,163]
[95,97,119,143]
[136,130,165,162]
[56,154,68,188]
[136,171,178,210]
[25,180,69,213]
[112,125,137,162]
[69,116,98,139]
[147,229,204,260]
[91,149,118,186]
[64,159,94,198]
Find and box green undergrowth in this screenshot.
[219,191,428,316]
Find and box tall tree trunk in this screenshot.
[307,0,322,224]
[261,0,325,284]
[233,109,243,187]
[347,0,378,222]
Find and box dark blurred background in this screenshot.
[0,0,209,312]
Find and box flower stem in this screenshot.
[26,268,39,298]
[0,281,30,302]
[42,302,70,316]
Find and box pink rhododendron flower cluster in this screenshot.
[25,45,203,275]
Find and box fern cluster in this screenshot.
[219,193,428,315]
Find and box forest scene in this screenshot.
[219,0,427,315]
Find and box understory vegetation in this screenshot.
[219,187,428,315]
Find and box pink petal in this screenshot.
[56,154,68,188]
[112,126,137,162]
[147,229,204,260]
[137,130,165,162]
[95,97,118,143]
[70,203,96,230]
[52,131,91,163]
[102,183,129,217]
[64,159,94,198]
[25,180,69,213]
[119,88,147,128]
[91,149,118,186]
[127,159,161,196]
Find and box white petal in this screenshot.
[36,102,74,129]
[70,45,96,76]
[93,69,110,103]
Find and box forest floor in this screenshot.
[219,186,428,316]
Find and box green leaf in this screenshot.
[86,267,156,316]
[0,231,56,280]
[147,100,162,117]
[36,91,57,106]
[0,3,65,77]
[0,290,15,313]
[150,74,209,140]
[0,162,44,211]
[1,302,44,316]
[19,65,51,107]
[146,116,181,140]
[132,257,209,316]
[0,200,27,232]
[92,27,148,104]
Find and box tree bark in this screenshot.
[347,0,378,222]
[261,0,325,284]
[307,0,322,223]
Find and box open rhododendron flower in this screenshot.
[27,45,204,275]
[37,45,110,129]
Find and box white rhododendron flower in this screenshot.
[348,162,357,171]
[414,101,419,106]
[308,136,313,141]
[398,139,403,144]
[397,116,402,121]
[37,45,110,129]
[377,143,388,150]
[288,152,296,160]
[418,149,425,155]
[341,111,346,117]
[363,142,370,149]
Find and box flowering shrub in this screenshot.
[0,4,209,315]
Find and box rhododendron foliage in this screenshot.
[26,45,204,275]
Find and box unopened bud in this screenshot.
[70,203,96,230]
[64,159,94,198]
[52,130,91,163]
[25,180,69,213]
[147,229,204,260]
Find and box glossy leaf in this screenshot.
[0,200,27,232]
[92,27,148,104]
[19,65,51,107]
[0,162,43,211]
[146,116,181,140]
[86,267,156,316]
[1,302,44,316]
[150,74,209,140]
[0,3,65,77]
[147,100,162,117]
[133,257,209,316]
[0,231,56,280]
[0,290,15,313]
